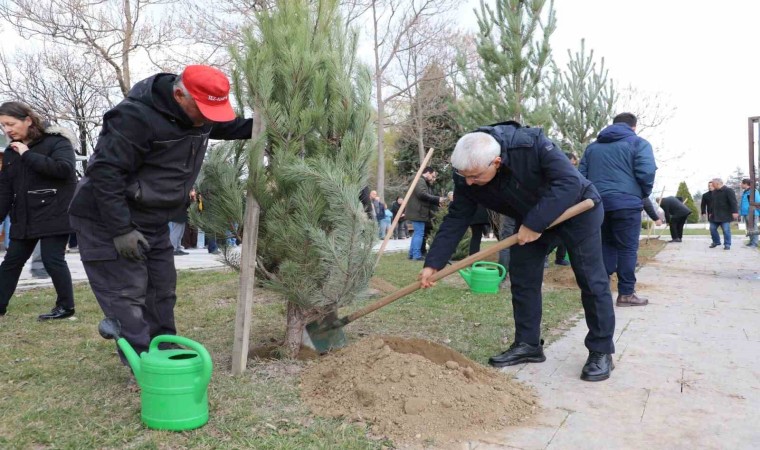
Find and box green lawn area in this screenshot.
[0,240,665,449]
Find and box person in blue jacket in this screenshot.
[419,121,615,382]
[579,113,656,308]
[740,178,760,247]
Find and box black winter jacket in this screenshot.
[69,73,252,237]
[425,122,601,270]
[0,127,78,239]
[659,196,691,222]
[709,186,738,223]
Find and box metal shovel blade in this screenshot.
[98,318,122,340]
[303,310,347,353]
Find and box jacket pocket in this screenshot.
[27,189,58,222]
[127,178,185,209]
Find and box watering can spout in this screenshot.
[458,268,472,287]
[117,339,143,382]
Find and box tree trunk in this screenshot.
[415,92,425,163]
[375,67,385,200]
[284,301,308,358]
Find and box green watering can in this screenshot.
[458,261,507,294]
[98,318,213,431]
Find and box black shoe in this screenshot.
[173,249,189,256]
[709,243,720,248]
[580,351,614,382]
[555,259,570,266]
[209,249,220,255]
[724,246,731,250]
[38,306,75,321]
[488,340,546,368]
[30,268,50,279]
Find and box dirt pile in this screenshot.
[300,337,537,444]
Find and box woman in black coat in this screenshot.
[0,102,77,319]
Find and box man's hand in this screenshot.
[516,225,541,245]
[733,213,739,221]
[655,219,663,226]
[419,267,438,288]
[113,230,150,261]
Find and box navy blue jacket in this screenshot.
[579,123,656,211]
[425,122,601,270]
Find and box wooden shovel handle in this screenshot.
[339,198,596,326]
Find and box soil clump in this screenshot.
[300,337,536,444]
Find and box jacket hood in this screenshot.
[127,73,195,127]
[44,125,79,149]
[596,123,637,143]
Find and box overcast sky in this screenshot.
[457,0,760,196]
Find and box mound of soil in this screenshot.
[300,337,536,444]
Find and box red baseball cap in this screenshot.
[181,65,235,122]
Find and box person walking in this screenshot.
[68,65,252,362]
[739,178,759,247]
[659,196,691,242]
[708,178,739,250]
[579,113,657,307]
[420,121,616,382]
[0,102,77,319]
[405,167,444,261]
[701,181,719,246]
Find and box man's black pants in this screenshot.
[71,216,177,358]
[669,215,688,240]
[509,204,615,354]
[0,235,74,311]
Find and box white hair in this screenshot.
[451,132,500,171]
[173,77,191,97]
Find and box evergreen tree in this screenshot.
[395,64,460,195]
[552,39,616,156]
[229,0,377,356]
[454,0,557,130]
[676,181,699,224]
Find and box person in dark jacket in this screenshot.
[701,181,718,245]
[553,151,581,266]
[405,167,444,260]
[389,197,407,239]
[0,102,78,319]
[419,122,615,382]
[68,65,252,362]
[579,113,656,307]
[659,196,691,242]
[708,178,739,250]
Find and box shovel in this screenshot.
[303,199,596,353]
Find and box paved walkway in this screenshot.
[462,236,760,450]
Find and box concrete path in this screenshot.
[463,236,760,450]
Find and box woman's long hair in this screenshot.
[0,101,46,142]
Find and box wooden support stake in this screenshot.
[231,112,265,375]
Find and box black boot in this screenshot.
[488,340,546,368]
[38,306,75,321]
[580,351,614,381]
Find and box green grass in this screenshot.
[0,241,664,448]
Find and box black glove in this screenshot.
[113,230,150,261]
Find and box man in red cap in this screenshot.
[69,65,252,367]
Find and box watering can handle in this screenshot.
[150,335,213,401]
[472,261,507,281]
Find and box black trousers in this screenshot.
[71,216,177,359]
[0,234,74,311]
[509,204,615,354]
[669,216,688,240]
